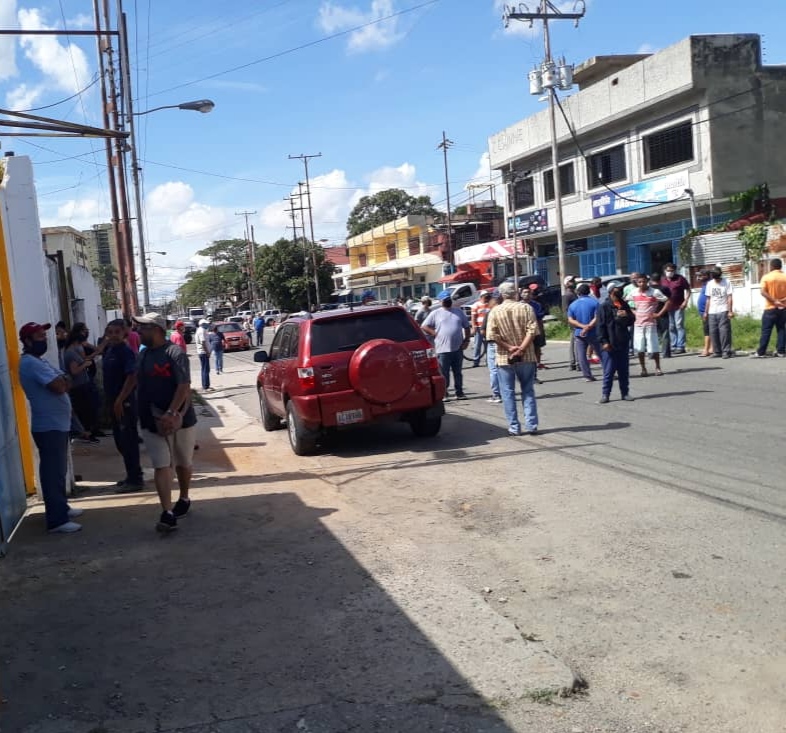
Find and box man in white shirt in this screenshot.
[703,266,734,358]
[194,319,212,390]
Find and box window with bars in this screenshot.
[513,177,534,209]
[386,243,397,260]
[408,236,421,256]
[587,145,626,188]
[643,121,693,173]
[358,253,367,267]
[543,163,576,202]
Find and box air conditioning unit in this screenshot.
[418,275,426,283]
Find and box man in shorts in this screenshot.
[133,312,198,532]
[629,274,669,377]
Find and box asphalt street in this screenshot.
[201,335,786,732]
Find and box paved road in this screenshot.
[198,338,786,732]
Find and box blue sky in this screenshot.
[1,0,784,301]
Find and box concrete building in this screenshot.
[82,223,119,294]
[345,215,445,301]
[41,225,89,271]
[488,34,786,284]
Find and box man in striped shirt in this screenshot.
[470,290,492,367]
[485,282,540,436]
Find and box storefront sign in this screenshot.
[508,208,549,235]
[590,171,689,219]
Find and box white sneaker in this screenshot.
[68,507,84,518]
[49,521,82,534]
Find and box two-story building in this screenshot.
[345,214,445,301]
[489,34,786,284]
[41,225,89,271]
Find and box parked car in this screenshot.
[261,309,283,326]
[215,321,251,351]
[575,274,631,293]
[501,274,562,311]
[253,305,446,455]
[227,316,245,324]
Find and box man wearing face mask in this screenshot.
[662,263,691,353]
[55,321,90,442]
[18,322,84,533]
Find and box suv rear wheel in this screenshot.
[409,410,441,438]
[286,400,319,455]
[259,388,283,431]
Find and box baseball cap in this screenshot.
[133,312,167,330]
[606,280,623,292]
[174,320,185,328]
[436,289,453,301]
[563,275,576,286]
[527,283,540,291]
[18,321,51,341]
[479,289,490,297]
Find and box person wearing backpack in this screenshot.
[133,313,198,533]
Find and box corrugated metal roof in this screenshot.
[689,231,744,266]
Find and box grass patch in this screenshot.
[545,305,763,352]
[191,389,207,406]
[525,688,559,704]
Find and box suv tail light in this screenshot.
[426,347,440,375]
[297,366,316,391]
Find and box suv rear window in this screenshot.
[310,311,423,356]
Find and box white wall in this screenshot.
[69,263,107,339]
[1,155,60,369]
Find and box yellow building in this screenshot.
[345,214,446,301]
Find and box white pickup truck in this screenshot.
[408,282,480,318]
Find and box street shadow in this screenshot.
[537,391,583,399]
[2,493,530,732]
[537,421,630,435]
[632,390,714,400]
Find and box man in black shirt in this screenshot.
[133,313,198,532]
[102,319,144,491]
[597,281,635,404]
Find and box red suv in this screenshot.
[253,305,446,455]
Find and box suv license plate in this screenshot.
[336,409,364,425]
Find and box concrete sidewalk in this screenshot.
[1,379,577,733]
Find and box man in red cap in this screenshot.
[170,320,187,352]
[18,321,83,533]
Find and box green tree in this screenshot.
[176,238,257,307]
[255,238,335,312]
[92,264,119,310]
[346,188,442,237]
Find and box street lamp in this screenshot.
[133,99,215,117]
[127,100,215,310]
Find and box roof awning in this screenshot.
[439,269,478,284]
[454,238,524,266]
[347,253,443,279]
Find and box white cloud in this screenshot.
[0,0,18,81]
[145,181,231,243]
[56,197,101,222]
[636,43,658,55]
[67,13,93,30]
[5,82,44,110]
[318,0,404,53]
[18,7,92,94]
[146,181,195,216]
[365,162,439,198]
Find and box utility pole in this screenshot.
[437,131,454,269]
[250,224,258,308]
[236,210,257,309]
[289,153,322,306]
[285,194,311,311]
[503,1,585,306]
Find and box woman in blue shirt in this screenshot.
[695,270,711,357]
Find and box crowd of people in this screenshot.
[18,313,196,535]
[416,259,783,437]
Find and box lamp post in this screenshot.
[126,98,215,311]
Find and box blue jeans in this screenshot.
[111,400,143,484]
[498,361,538,434]
[575,333,600,379]
[199,353,211,389]
[437,350,464,396]
[487,342,500,398]
[214,350,224,373]
[757,308,786,355]
[32,431,70,529]
[668,308,686,350]
[256,328,264,347]
[472,332,484,366]
[600,348,630,398]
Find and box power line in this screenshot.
[142,0,439,99]
[10,75,100,112]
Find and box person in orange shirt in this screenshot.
[752,258,786,358]
[470,290,492,367]
[170,320,187,352]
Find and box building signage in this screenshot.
[590,171,689,219]
[508,208,549,235]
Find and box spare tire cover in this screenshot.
[348,339,416,405]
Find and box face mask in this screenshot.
[57,338,67,349]
[29,340,48,357]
